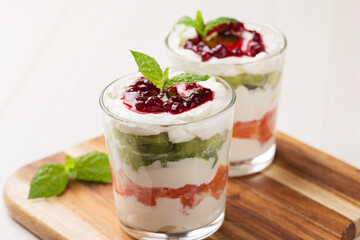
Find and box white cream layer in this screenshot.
[109,143,229,188]
[114,192,226,233]
[230,137,275,161]
[167,24,285,75]
[234,84,279,122]
[103,72,233,143]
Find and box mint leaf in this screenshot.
[28,163,68,199]
[177,16,197,28]
[65,156,74,171]
[176,11,206,37]
[195,11,205,36]
[162,67,169,90]
[164,73,211,89]
[130,50,163,89]
[204,17,239,35]
[66,151,111,183]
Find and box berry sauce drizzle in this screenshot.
[122,77,214,114]
[183,22,266,62]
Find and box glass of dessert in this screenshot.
[166,11,287,177]
[99,51,235,239]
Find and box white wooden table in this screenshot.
[1,0,359,239]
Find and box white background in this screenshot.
[1,0,359,239]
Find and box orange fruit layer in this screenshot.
[112,164,228,210]
[233,108,277,144]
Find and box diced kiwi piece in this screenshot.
[266,70,281,89]
[222,73,266,89]
[175,140,200,156]
[117,131,173,155]
[129,132,170,146]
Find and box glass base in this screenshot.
[229,143,276,177]
[119,211,225,240]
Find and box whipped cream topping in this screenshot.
[103,71,233,142]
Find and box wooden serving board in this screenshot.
[4,132,360,240]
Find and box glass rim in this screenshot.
[165,21,287,66]
[99,68,236,127]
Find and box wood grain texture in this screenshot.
[4,132,360,240]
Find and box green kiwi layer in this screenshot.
[112,129,229,171]
[221,70,281,90]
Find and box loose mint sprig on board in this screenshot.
[130,50,210,91]
[28,151,111,199]
[176,10,238,37]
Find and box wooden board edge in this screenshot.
[355,218,360,239]
[275,132,360,173]
[262,164,358,239]
[343,221,357,240]
[3,173,67,240]
[275,132,360,205]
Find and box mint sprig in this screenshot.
[177,11,205,37]
[28,151,111,199]
[176,11,239,37]
[130,51,210,91]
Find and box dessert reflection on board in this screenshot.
[100,51,235,239]
[166,11,286,176]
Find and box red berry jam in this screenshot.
[122,77,213,114]
[183,22,266,62]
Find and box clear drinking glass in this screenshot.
[166,22,287,177]
[99,71,235,239]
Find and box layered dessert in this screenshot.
[100,51,235,237]
[166,12,286,175]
